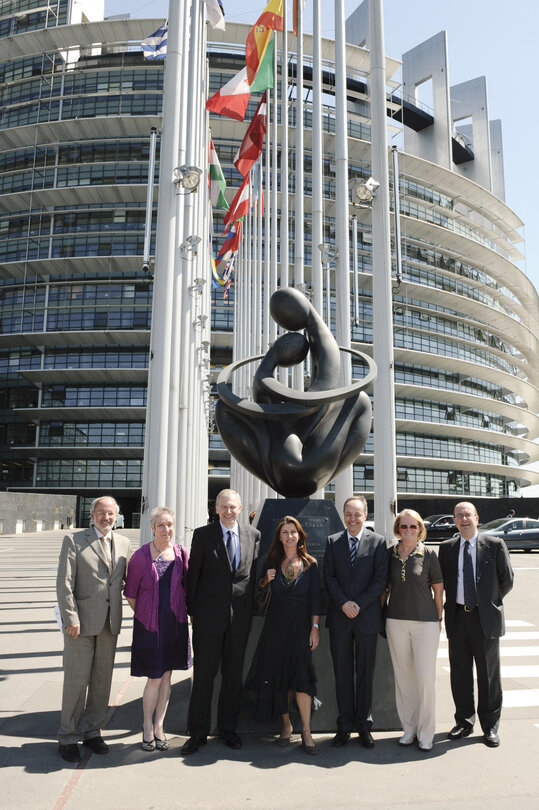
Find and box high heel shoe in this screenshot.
[301,732,317,756]
[155,736,169,751]
[275,724,293,747]
[141,735,156,752]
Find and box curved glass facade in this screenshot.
[0,8,537,511]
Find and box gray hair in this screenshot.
[215,489,242,507]
[90,496,119,514]
[150,506,175,527]
[343,495,368,514]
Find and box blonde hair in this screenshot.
[393,508,426,542]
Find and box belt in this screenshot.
[457,604,476,612]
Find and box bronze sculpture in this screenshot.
[216,287,376,497]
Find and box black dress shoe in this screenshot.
[483,729,500,747]
[447,723,473,740]
[83,736,109,754]
[332,731,350,747]
[181,735,207,755]
[358,731,375,749]
[220,731,242,749]
[59,743,81,763]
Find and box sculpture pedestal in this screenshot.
[237,498,399,732]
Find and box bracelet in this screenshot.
[311,623,319,629]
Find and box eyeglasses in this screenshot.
[399,524,419,530]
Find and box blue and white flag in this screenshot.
[142,22,168,60]
[203,0,226,31]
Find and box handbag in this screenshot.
[252,581,272,616]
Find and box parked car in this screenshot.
[114,512,125,529]
[424,514,457,542]
[480,517,539,552]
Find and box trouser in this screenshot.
[188,625,249,737]
[448,606,502,732]
[386,618,440,745]
[58,619,117,744]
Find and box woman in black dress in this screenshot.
[245,516,321,754]
[124,507,190,751]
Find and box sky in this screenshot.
[104,0,539,293]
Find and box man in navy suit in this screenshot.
[182,489,260,755]
[324,496,388,748]
[438,501,513,747]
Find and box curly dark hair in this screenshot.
[265,515,316,570]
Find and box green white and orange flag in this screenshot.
[209,137,229,210]
[245,0,283,85]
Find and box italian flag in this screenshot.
[209,138,229,210]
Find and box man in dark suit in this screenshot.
[324,496,388,748]
[56,496,131,763]
[182,489,260,755]
[438,501,513,747]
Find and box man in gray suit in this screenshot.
[56,496,131,762]
[439,501,513,747]
[324,496,388,748]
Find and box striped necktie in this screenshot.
[350,537,358,567]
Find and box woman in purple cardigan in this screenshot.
[124,507,191,751]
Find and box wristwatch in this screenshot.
[312,623,319,629]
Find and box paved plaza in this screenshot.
[1,530,538,810]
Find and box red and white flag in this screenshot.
[223,175,250,232]
[206,67,251,121]
[234,93,267,177]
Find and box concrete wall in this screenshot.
[402,31,453,169]
[0,492,77,534]
[451,76,493,190]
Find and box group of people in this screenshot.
[55,491,513,763]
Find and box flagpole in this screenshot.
[141,0,185,540]
[370,0,397,537]
[333,0,353,512]
[270,53,279,345]
[177,0,206,543]
[280,3,289,291]
[311,0,323,319]
[293,1,304,392]
[166,1,190,529]
[310,0,325,502]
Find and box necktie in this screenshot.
[463,540,477,610]
[226,530,236,572]
[101,536,112,568]
[350,537,358,567]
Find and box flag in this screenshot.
[206,67,251,121]
[217,222,241,264]
[245,0,283,85]
[223,254,235,298]
[223,175,250,232]
[293,0,306,37]
[141,22,168,60]
[249,36,275,93]
[203,0,225,30]
[209,138,229,210]
[234,93,267,177]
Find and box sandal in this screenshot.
[155,736,169,751]
[141,736,156,752]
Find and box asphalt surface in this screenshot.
[1,530,538,810]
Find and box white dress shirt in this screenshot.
[456,532,478,605]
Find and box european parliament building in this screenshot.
[1,0,538,524]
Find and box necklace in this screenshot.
[283,555,301,587]
[152,540,170,561]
